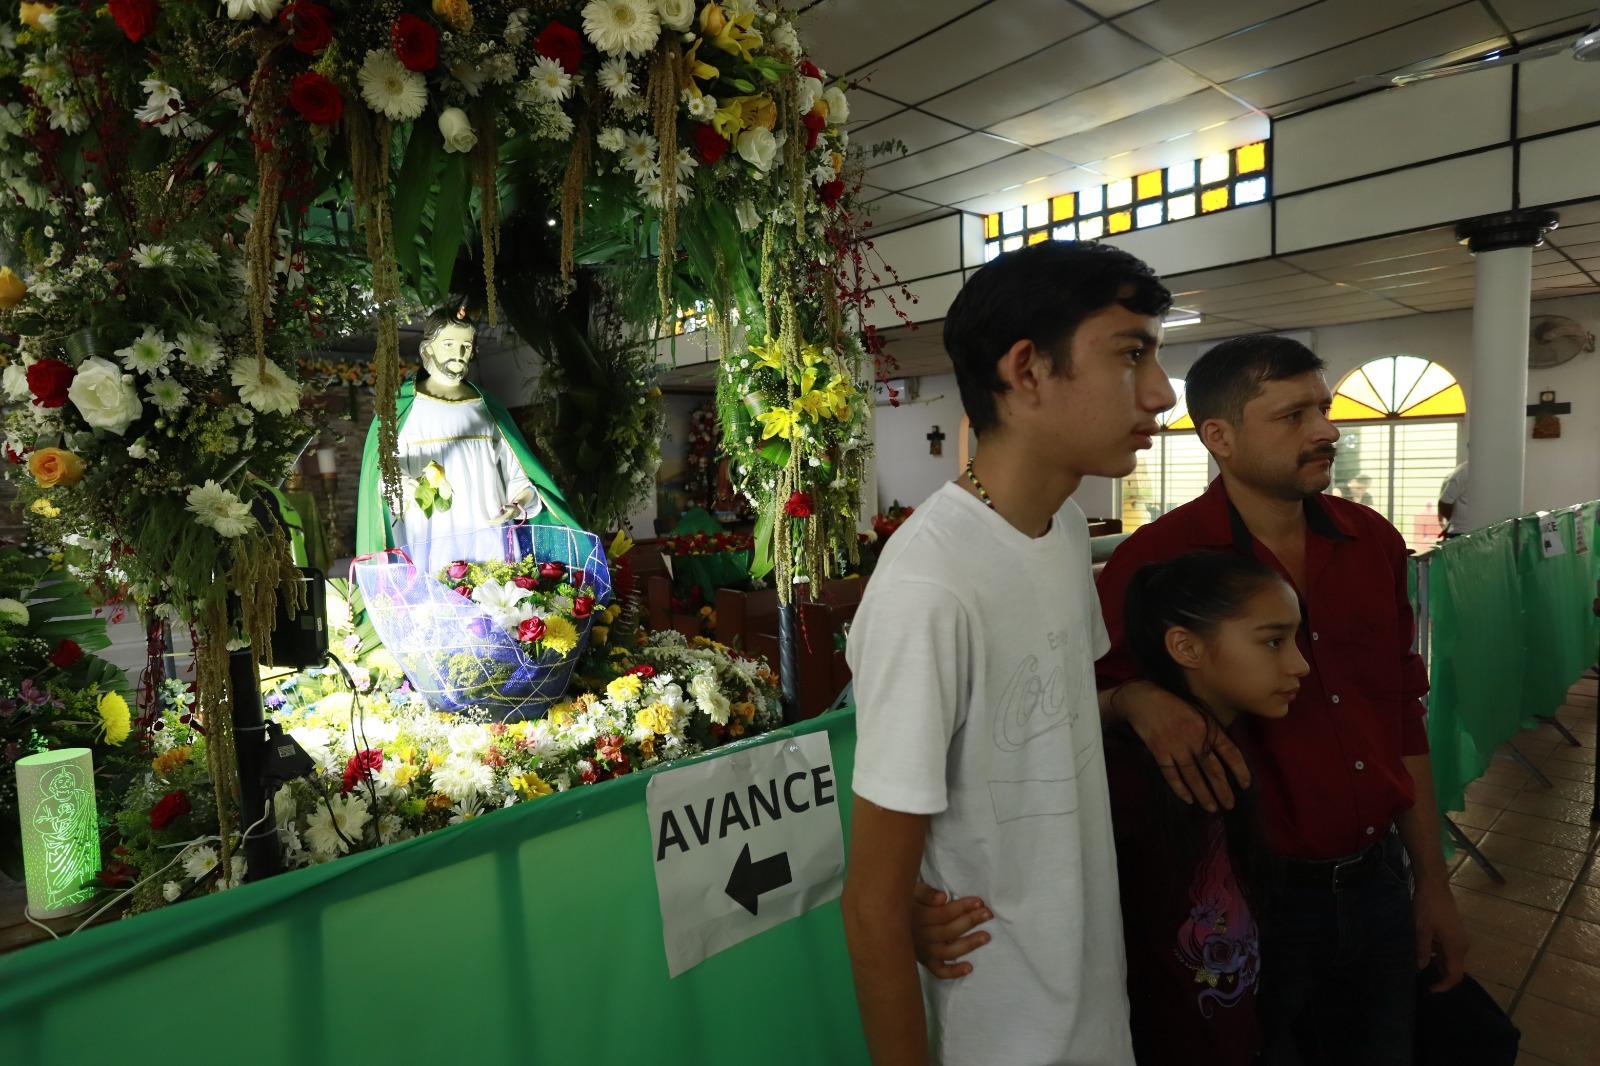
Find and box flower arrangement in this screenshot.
[683,405,719,510]
[872,501,913,542]
[659,530,753,556]
[437,555,597,663]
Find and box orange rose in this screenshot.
[0,266,25,309]
[431,0,472,32]
[18,2,53,29]
[27,447,85,487]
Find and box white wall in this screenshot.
[872,373,966,512]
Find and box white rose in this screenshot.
[0,598,28,626]
[735,128,777,172]
[1,361,28,402]
[438,108,478,154]
[823,86,849,126]
[68,356,143,436]
[656,0,695,32]
[734,199,759,232]
[797,76,822,116]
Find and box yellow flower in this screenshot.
[608,529,635,562]
[749,338,785,372]
[97,691,131,745]
[510,772,553,800]
[683,38,719,87]
[506,721,530,739]
[46,551,62,565]
[29,497,60,519]
[590,625,610,646]
[729,721,746,737]
[734,701,756,723]
[635,701,674,735]
[393,763,419,788]
[606,674,644,704]
[541,615,579,657]
[18,3,52,31]
[0,265,26,308]
[639,734,656,759]
[605,604,623,623]
[700,2,762,60]
[757,406,800,441]
[547,702,576,725]
[365,648,404,679]
[431,0,472,32]
[152,745,192,778]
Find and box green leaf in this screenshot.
[428,154,472,300]
[751,508,775,581]
[729,78,757,92]
[393,124,442,283]
[759,439,791,467]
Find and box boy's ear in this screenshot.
[1164,626,1205,670]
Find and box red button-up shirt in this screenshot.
[1096,478,1430,861]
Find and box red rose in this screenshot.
[26,358,73,409]
[341,748,383,795]
[512,575,538,591]
[539,561,566,580]
[783,491,814,519]
[49,639,82,668]
[108,0,157,42]
[803,108,826,150]
[627,664,655,678]
[818,178,845,207]
[5,445,24,464]
[280,2,334,55]
[579,766,600,785]
[288,72,342,125]
[517,616,547,643]
[570,570,587,588]
[534,21,583,75]
[573,595,594,618]
[454,584,473,598]
[447,560,470,580]
[798,59,822,80]
[97,861,138,888]
[391,14,438,72]
[693,124,729,165]
[149,789,191,830]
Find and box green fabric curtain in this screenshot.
[0,712,868,1065]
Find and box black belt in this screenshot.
[1281,832,1393,893]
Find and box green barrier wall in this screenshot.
[1426,502,1600,816]
[0,711,868,1066]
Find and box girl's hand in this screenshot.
[911,880,992,979]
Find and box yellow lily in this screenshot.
[683,38,720,89]
[608,528,636,562]
[0,266,25,308]
[706,5,763,61]
[711,98,747,141]
[757,406,801,441]
[749,338,785,372]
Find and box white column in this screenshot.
[1465,245,1533,529]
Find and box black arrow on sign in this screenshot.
[725,842,792,916]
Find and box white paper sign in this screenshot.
[1541,515,1566,559]
[647,731,844,977]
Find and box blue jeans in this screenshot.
[1258,832,1418,1066]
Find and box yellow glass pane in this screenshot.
[1236,141,1266,173]
[1329,394,1387,422]
[1400,382,1466,418]
[984,213,1000,239]
[1167,412,1195,430]
[1334,368,1387,414]
[1108,209,1132,234]
[1200,186,1229,213]
[1136,170,1163,200]
[1027,230,1049,245]
[1051,193,1075,221]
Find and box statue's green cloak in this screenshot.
[354,378,582,557]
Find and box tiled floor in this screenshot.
[1444,674,1600,1066]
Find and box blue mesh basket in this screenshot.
[352,524,613,721]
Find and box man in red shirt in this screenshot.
[1096,335,1468,1065]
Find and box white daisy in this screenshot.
[358,49,427,122]
[597,57,636,98]
[186,480,254,539]
[146,376,188,412]
[446,722,492,758]
[432,758,494,803]
[134,77,180,127]
[642,174,692,208]
[483,53,519,85]
[229,356,300,416]
[619,129,658,176]
[181,844,219,881]
[686,92,716,121]
[596,126,626,153]
[451,62,486,98]
[131,242,175,268]
[671,147,698,182]
[528,56,573,103]
[225,0,283,21]
[581,0,660,58]
[176,327,224,371]
[115,326,175,374]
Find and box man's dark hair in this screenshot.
[1184,335,1326,428]
[942,241,1171,435]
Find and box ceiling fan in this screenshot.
[1362,6,1600,87]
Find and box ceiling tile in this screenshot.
[853,109,969,157]
[845,91,906,128]
[1079,0,1153,16]
[861,196,957,232]
[1174,0,1462,83]
[1112,0,1312,54]
[1512,13,1597,42]
[867,133,1025,192]
[1033,89,1247,165]
[797,0,989,78]
[1556,241,1600,260]
[948,164,1098,214]
[857,0,1096,103]
[906,150,1082,204]
[1549,221,1600,246]
[1165,261,1303,293]
[1281,226,1462,270]
[1552,199,1600,226]
[988,61,1211,145]
[1486,0,1596,32]
[919,25,1159,129]
[1223,5,1504,110]
[1186,273,1336,310]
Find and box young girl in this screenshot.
[1108,550,1307,1066]
[912,550,1308,1066]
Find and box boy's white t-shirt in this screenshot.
[848,482,1133,1066]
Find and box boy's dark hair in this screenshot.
[942,241,1171,435]
[1119,550,1289,913]
[1184,334,1325,428]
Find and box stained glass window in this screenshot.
[1026,201,1049,229]
[1168,193,1196,221]
[1002,235,1023,252]
[984,213,1000,239]
[1027,230,1048,245]
[1051,193,1075,221]
[1002,207,1024,235]
[1200,152,1229,185]
[1135,202,1163,229]
[1236,141,1266,173]
[1107,178,1134,209]
[1235,176,1267,204]
[1053,223,1076,241]
[1121,379,1212,532]
[1200,186,1229,213]
[1078,215,1105,240]
[1079,184,1104,215]
[1136,170,1163,201]
[1168,160,1196,191]
[1333,356,1466,421]
[1108,209,1132,234]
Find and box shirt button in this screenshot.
[1312,632,1320,641]
[1331,694,1341,705]
[1355,760,1365,770]
[1366,826,1376,836]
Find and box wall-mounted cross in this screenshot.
[927,425,946,456]
[1526,390,1571,417]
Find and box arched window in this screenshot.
[1120,379,1213,532]
[1329,356,1465,552]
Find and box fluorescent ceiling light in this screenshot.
[1164,309,1202,329]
